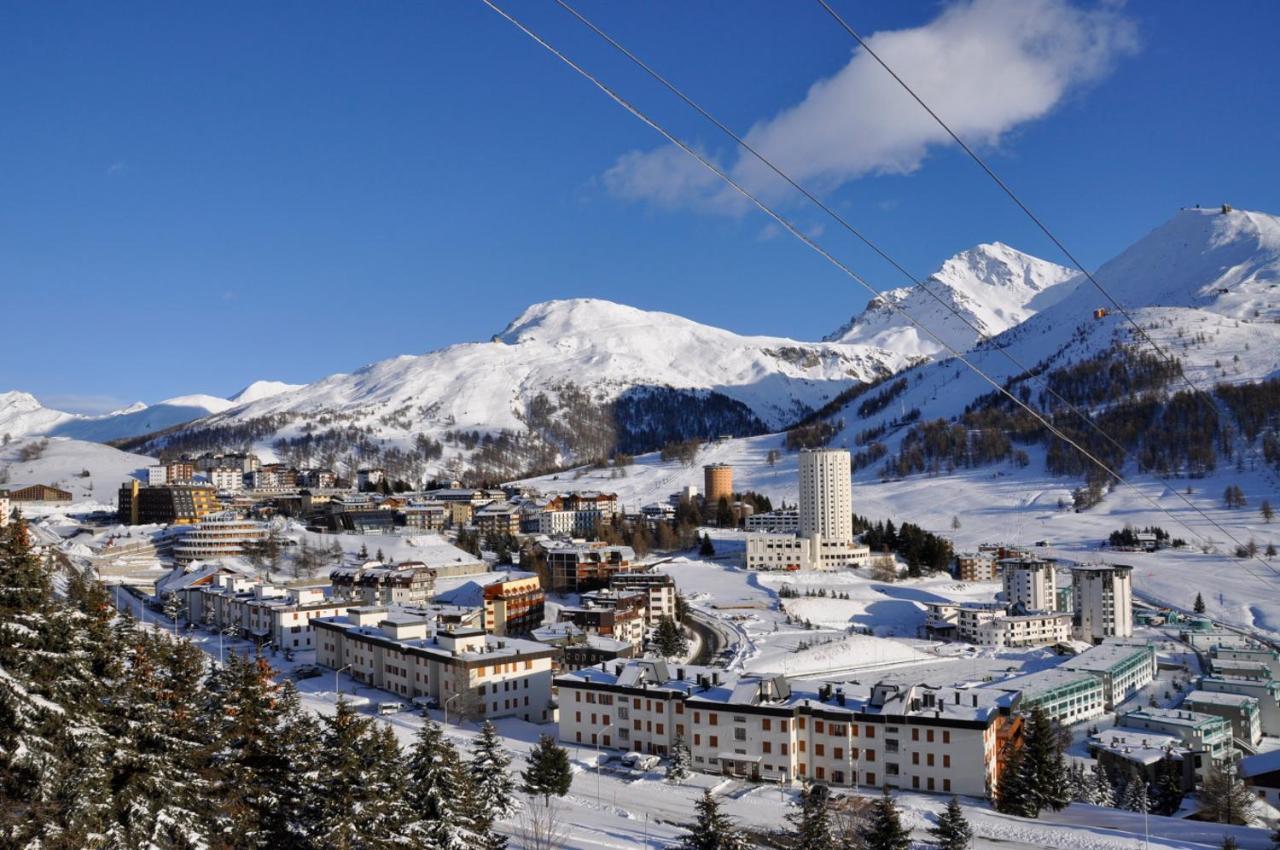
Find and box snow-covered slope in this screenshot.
[166,298,918,475]
[0,381,301,443]
[826,242,1081,357]
[229,380,304,405]
[0,435,154,503]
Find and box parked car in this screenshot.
[411,695,439,712]
[292,664,323,680]
[377,701,404,716]
[621,751,660,771]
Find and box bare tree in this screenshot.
[516,797,569,850]
[869,556,899,583]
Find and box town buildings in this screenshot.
[990,668,1105,725]
[1000,558,1057,612]
[703,463,733,505]
[180,576,347,651]
[315,608,556,722]
[745,510,800,534]
[118,481,218,525]
[610,572,678,626]
[8,484,73,504]
[745,449,869,571]
[953,552,996,582]
[330,562,436,607]
[1198,675,1280,736]
[542,542,636,592]
[558,590,648,649]
[208,467,245,492]
[171,513,269,564]
[556,659,1020,796]
[1063,640,1158,709]
[1182,690,1263,748]
[1071,563,1134,642]
[482,572,546,636]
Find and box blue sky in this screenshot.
[3,1,1278,412]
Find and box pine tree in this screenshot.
[1119,771,1149,813]
[1223,836,1240,850]
[405,721,479,850]
[1151,755,1185,816]
[995,743,1035,817]
[863,787,911,850]
[306,700,409,848]
[787,781,834,850]
[700,534,716,557]
[928,797,973,850]
[521,734,572,804]
[470,720,519,821]
[654,615,689,659]
[679,789,748,850]
[1195,592,1207,614]
[1200,767,1257,825]
[667,736,691,782]
[1090,761,1115,808]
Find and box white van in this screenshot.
[377,701,404,716]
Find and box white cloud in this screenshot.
[604,0,1137,213]
[106,161,128,176]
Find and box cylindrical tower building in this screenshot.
[703,463,734,505]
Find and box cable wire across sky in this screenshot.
[480,0,1280,590]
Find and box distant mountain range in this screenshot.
[5,207,1276,485]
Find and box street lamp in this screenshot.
[335,663,353,699]
[444,692,463,727]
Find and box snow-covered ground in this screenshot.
[110,587,1277,850]
[0,434,154,501]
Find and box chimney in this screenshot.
[677,668,685,681]
[712,672,720,686]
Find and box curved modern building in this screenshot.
[173,513,269,564]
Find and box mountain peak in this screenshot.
[495,298,690,345]
[229,380,304,405]
[824,242,1079,357]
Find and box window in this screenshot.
[866,750,875,762]
[762,718,772,731]
[734,728,746,741]
[944,778,951,792]
[815,720,825,734]
[866,772,875,786]
[763,741,772,754]
[709,714,718,726]
[798,717,806,730]
[912,728,919,742]
[943,754,951,768]
[694,734,701,746]
[865,726,875,739]
[927,753,935,767]
[926,729,934,743]
[834,747,843,760]
[709,736,718,748]
[912,752,919,765]
[942,731,950,744]
[798,741,806,753]
[927,777,935,791]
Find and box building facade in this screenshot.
[1071,563,1134,642]
[610,572,678,626]
[482,572,546,636]
[172,513,269,564]
[557,660,1020,797]
[315,609,556,722]
[1000,558,1057,612]
[703,464,733,505]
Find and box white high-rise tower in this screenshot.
[797,448,863,568]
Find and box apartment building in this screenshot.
[1117,706,1234,765]
[118,481,218,525]
[356,468,386,488]
[989,668,1105,725]
[610,572,677,626]
[1182,690,1262,748]
[925,602,1070,648]
[474,502,521,536]
[482,572,546,636]
[1089,728,1206,792]
[543,542,636,592]
[207,468,245,492]
[558,590,648,648]
[315,609,556,722]
[745,510,800,534]
[954,552,996,582]
[172,513,268,564]
[1199,675,1280,736]
[1210,644,1280,679]
[1071,563,1134,642]
[536,509,603,537]
[530,622,634,670]
[1064,640,1157,709]
[180,576,347,650]
[402,503,448,531]
[330,562,436,607]
[1000,558,1057,611]
[557,660,1021,797]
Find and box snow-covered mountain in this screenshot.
[0,382,300,443]
[820,207,1280,456]
[825,242,1081,358]
[152,298,922,479]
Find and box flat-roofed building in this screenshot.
[1000,558,1057,612]
[558,589,648,648]
[1117,706,1233,765]
[315,610,556,722]
[483,572,545,636]
[1064,640,1157,709]
[1089,727,1206,792]
[1183,690,1262,748]
[1210,644,1280,679]
[610,572,677,626]
[1071,563,1134,642]
[954,552,996,582]
[989,668,1105,725]
[1199,674,1280,736]
[543,542,635,592]
[118,482,218,525]
[745,510,800,534]
[172,513,269,563]
[556,660,1021,796]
